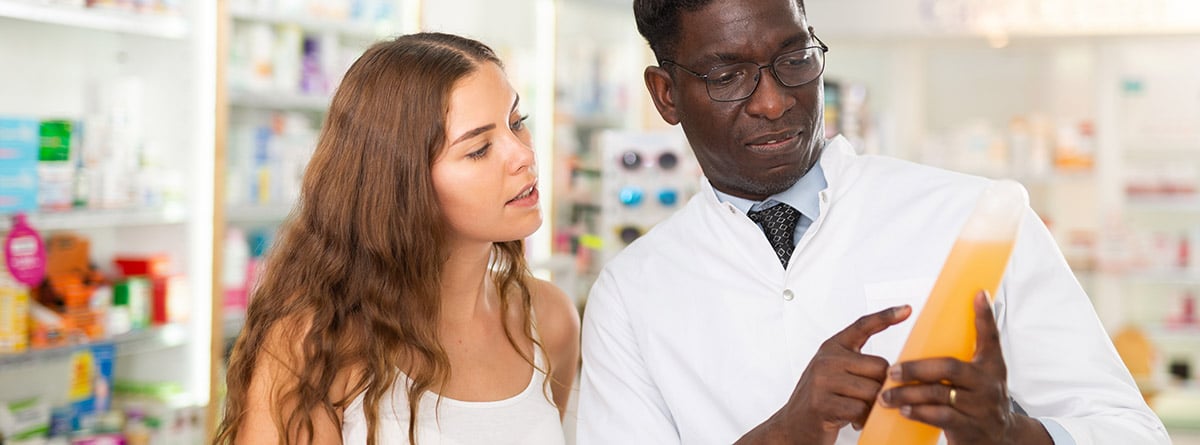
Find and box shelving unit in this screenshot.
[0,206,188,231]
[224,203,293,225]
[0,0,215,440]
[1119,271,1200,286]
[220,0,416,220]
[0,0,188,38]
[228,6,390,39]
[1147,325,1200,344]
[1127,198,1200,214]
[0,323,187,369]
[535,0,662,304]
[227,91,330,112]
[209,1,421,433]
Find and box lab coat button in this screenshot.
[782,289,795,301]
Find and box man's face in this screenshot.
[646,0,826,200]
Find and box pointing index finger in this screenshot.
[834,305,912,352]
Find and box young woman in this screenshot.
[214,33,580,445]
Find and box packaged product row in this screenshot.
[0,111,183,214]
[0,220,189,355]
[223,111,316,209]
[0,346,206,444]
[0,217,199,443]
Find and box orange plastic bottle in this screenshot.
[858,180,1028,445]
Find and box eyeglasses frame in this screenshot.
[659,34,830,103]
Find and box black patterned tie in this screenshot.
[747,203,801,267]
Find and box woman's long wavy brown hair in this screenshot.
[214,32,546,445]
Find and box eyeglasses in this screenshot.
[660,36,829,102]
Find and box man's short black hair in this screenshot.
[633,0,807,63]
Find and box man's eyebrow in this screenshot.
[705,33,812,64]
[779,32,811,50]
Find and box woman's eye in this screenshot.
[511,114,530,131]
[467,143,490,160]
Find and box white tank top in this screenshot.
[341,340,565,445]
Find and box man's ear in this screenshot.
[644,66,680,125]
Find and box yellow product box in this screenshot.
[0,283,29,354]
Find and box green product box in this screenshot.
[114,278,151,330]
[38,120,72,162]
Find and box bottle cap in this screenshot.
[959,180,1029,242]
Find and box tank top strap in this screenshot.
[530,308,547,370]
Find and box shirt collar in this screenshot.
[712,161,827,218]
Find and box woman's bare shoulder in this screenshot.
[248,311,365,402]
[527,278,580,353]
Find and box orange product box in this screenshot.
[45,233,90,278]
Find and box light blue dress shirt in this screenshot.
[712,162,827,245]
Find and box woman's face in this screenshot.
[433,62,541,245]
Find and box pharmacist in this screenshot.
[576,0,1171,444]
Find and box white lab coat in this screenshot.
[577,136,1169,445]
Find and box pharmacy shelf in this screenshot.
[0,0,187,38]
[222,312,246,341]
[1126,197,1200,213]
[1123,146,1200,158]
[229,7,391,39]
[0,323,188,369]
[1015,171,1097,186]
[1156,387,1200,431]
[1130,270,1200,285]
[229,90,330,112]
[1084,270,1200,286]
[0,206,189,231]
[226,203,293,224]
[1146,325,1200,343]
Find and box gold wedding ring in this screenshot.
[949,388,958,406]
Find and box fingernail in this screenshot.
[888,365,901,381]
[900,406,912,417]
[880,390,892,408]
[852,422,863,431]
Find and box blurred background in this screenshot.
[0,0,1198,443]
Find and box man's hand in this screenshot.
[880,291,1051,445]
[738,304,911,445]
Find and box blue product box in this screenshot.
[0,166,37,214]
[0,117,40,163]
[69,342,116,430]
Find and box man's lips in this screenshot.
[746,132,801,153]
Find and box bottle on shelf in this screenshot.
[0,213,45,354]
[1112,325,1160,404]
